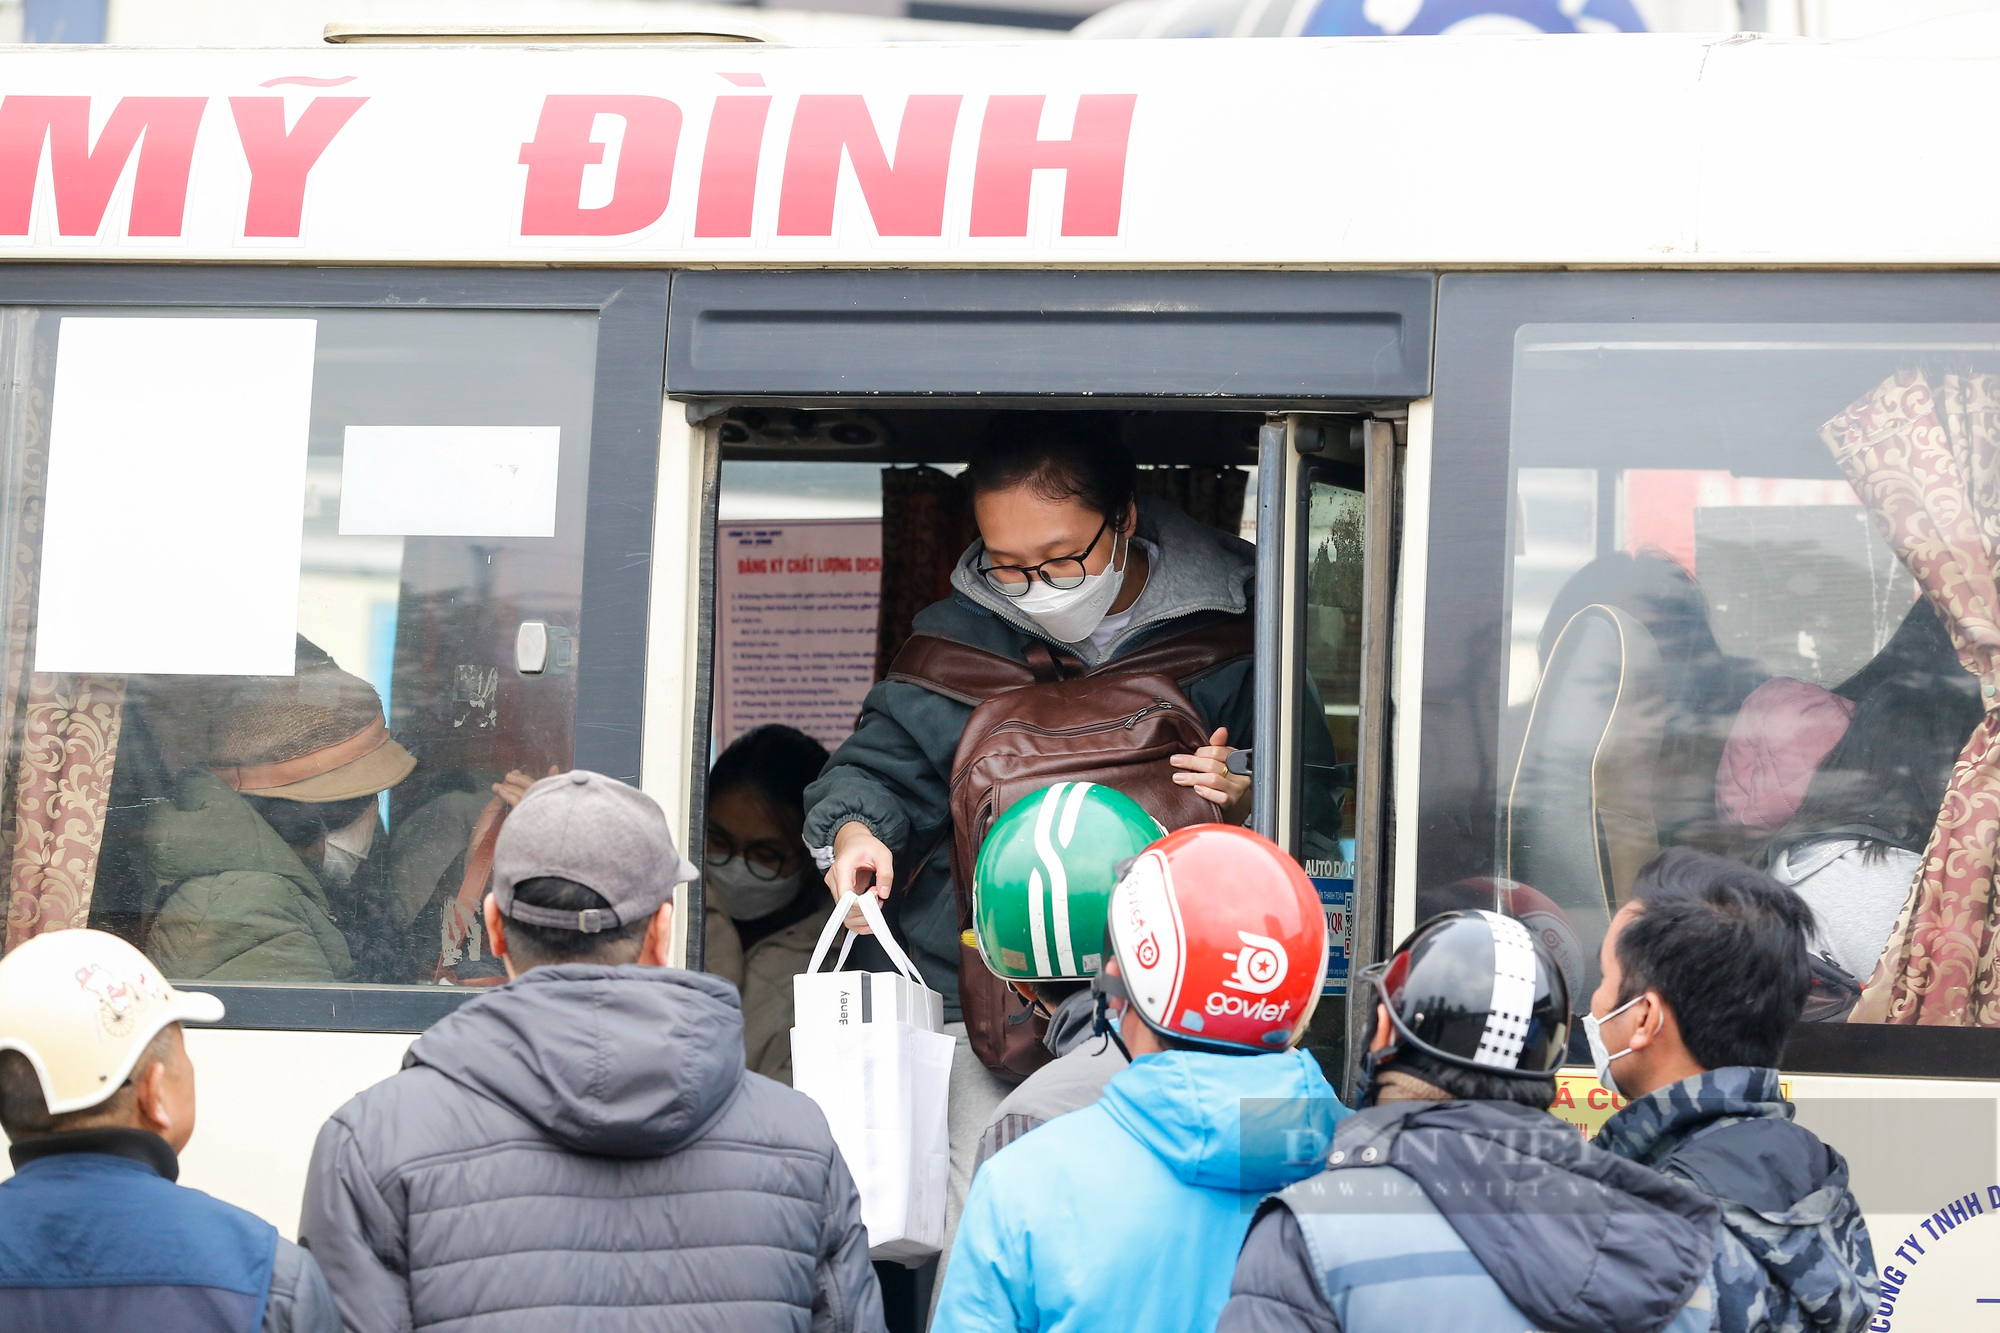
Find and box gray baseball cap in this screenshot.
[490,770,698,933]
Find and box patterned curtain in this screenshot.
[4,675,125,944]
[0,311,126,954]
[1821,371,2000,1025]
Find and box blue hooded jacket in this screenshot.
[935,1046,1348,1333]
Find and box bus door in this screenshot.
[666,270,1433,1103]
[1257,413,1401,1099]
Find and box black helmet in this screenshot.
[1362,909,1571,1079]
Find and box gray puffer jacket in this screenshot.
[298,965,883,1333]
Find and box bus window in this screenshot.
[0,305,602,994]
[1427,274,2000,1071]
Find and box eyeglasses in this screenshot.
[704,827,798,881]
[977,518,1112,597]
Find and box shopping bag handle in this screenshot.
[807,890,930,990]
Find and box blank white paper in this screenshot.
[34,317,319,676]
[338,426,560,537]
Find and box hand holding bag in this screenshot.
[790,891,954,1265]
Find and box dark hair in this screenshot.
[964,412,1138,531]
[1386,1047,1557,1111]
[1776,681,1978,860]
[709,725,830,829]
[244,792,378,851]
[500,876,652,969]
[1834,595,1970,702]
[1617,848,1812,1069]
[0,1027,174,1140]
[1538,550,1766,721]
[1773,599,1981,863]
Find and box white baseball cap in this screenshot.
[0,929,223,1115]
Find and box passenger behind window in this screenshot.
[1538,551,1769,850]
[145,643,416,983]
[1744,598,1983,1002]
[701,724,832,1086]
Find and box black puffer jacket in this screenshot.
[298,965,883,1333]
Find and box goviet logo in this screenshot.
[1135,933,1160,969]
[1222,930,1288,995]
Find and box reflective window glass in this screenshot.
[0,306,599,989]
[1432,304,2000,1050]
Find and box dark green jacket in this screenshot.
[803,498,1258,1018]
[146,767,355,982]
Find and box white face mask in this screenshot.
[1012,529,1128,644]
[319,806,379,888]
[706,856,802,921]
[1581,992,1650,1097]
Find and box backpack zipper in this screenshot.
[983,698,1191,740]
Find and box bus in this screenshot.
[0,21,1993,1327]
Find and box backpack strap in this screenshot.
[1092,613,1255,686]
[883,634,1041,707]
[886,614,1253,707]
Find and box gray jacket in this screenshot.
[803,498,1260,1018]
[973,988,1126,1171]
[298,965,883,1333]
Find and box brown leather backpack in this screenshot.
[884,614,1254,1081]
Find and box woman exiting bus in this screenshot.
[803,412,1262,1232]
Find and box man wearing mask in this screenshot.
[147,642,418,983]
[1220,909,1720,1333]
[0,929,338,1332]
[1588,849,1878,1333]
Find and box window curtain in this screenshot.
[873,464,1252,680]
[0,310,125,953]
[875,466,979,680]
[1821,370,2000,1025]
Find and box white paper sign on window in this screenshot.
[338,425,560,537]
[34,317,319,677]
[716,519,883,752]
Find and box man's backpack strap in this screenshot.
[884,634,1040,707]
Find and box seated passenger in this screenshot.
[700,724,831,1085]
[146,654,415,982]
[1762,598,1981,987]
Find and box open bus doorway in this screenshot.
[697,405,1361,1092]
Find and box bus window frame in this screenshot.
[1424,269,2000,1081]
[0,265,668,1033]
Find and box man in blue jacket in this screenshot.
[935,825,1348,1333]
[0,928,337,1333]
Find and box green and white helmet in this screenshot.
[972,782,1165,981]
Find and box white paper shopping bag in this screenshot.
[793,891,943,1034]
[790,892,953,1263]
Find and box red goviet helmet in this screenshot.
[1105,824,1327,1053]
